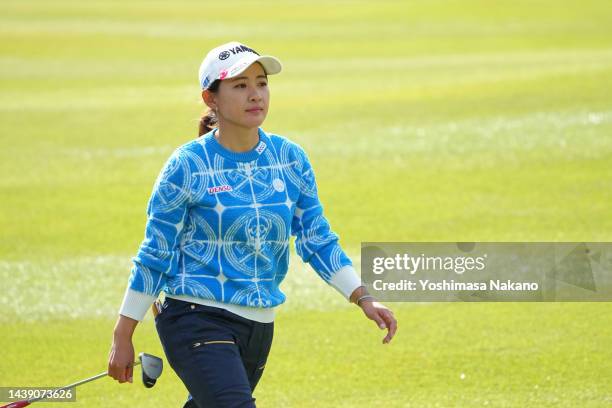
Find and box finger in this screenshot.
[372,313,387,330]
[126,364,133,384]
[118,365,127,383]
[107,363,115,380]
[380,312,392,343]
[383,321,397,344]
[383,314,398,344]
[108,362,119,382]
[110,364,126,383]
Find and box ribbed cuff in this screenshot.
[328,265,362,300]
[119,287,157,321]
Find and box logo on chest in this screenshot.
[208,184,233,194]
[255,141,267,154]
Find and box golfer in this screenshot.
[108,41,397,407]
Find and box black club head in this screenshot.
[138,352,163,388]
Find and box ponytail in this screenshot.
[198,79,221,136]
[199,108,217,136]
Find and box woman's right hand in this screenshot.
[108,315,138,383]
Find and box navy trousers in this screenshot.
[155,297,274,408]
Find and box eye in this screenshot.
[259,81,268,87]
[234,83,247,89]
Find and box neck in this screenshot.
[214,121,260,153]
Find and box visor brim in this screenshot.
[224,55,283,80]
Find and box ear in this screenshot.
[202,90,217,110]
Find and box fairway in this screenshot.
[1,1,612,407]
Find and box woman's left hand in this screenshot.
[360,300,397,344]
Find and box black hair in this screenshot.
[198,79,221,136]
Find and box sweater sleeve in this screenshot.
[119,148,192,321]
[290,148,362,300]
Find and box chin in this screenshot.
[224,113,267,130]
[241,116,267,129]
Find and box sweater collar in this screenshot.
[203,127,269,162]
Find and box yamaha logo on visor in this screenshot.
[219,50,231,60]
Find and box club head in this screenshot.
[138,352,163,388]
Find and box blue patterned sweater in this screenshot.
[119,127,361,321]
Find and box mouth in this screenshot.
[245,107,264,113]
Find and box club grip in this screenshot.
[0,401,31,408]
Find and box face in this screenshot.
[203,62,269,130]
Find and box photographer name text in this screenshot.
[372,279,539,291]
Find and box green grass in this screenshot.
[1,0,612,406]
[2,304,611,407]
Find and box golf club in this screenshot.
[0,352,163,408]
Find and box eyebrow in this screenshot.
[230,75,268,81]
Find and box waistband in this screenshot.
[164,294,276,323]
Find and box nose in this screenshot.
[248,86,263,103]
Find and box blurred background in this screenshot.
[1,1,611,406]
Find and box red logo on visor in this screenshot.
[219,70,228,80]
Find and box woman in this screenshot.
[108,41,397,407]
